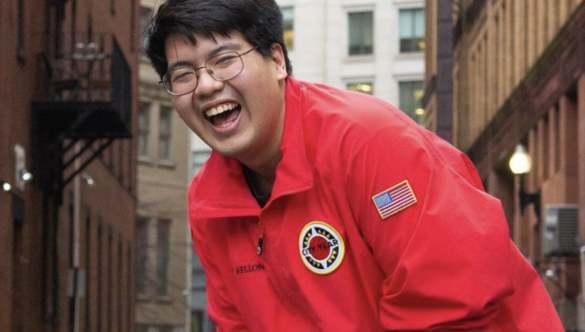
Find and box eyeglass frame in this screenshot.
[159,46,258,96]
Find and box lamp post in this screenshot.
[509,144,541,221]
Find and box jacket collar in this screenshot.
[189,77,314,219]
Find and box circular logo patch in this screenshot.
[299,221,345,275]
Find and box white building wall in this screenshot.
[277,0,425,107]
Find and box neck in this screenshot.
[240,81,287,196]
[243,152,282,197]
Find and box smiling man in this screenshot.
[146,0,563,331]
[164,32,287,195]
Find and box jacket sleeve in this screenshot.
[344,120,557,331]
[189,175,250,332]
[191,221,250,332]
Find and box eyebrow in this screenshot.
[167,42,245,72]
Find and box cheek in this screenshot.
[172,94,190,109]
[173,96,195,118]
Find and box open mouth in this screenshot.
[205,102,241,128]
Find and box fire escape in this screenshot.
[33,0,132,202]
[31,0,132,323]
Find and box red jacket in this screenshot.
[189,77,563,331]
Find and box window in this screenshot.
[348,11,374,55]
[136,324,175,332]
[191,310,205,332]
[398,81,425,124]
[399,8,425,53]
[347,82,373,95]
[135,325,148,332]
[191,150,211,178]
[17,0,25,62]
[158,106,173,160]
[138,103,151,158]
[281,7,294,51]
[140,6,153,55]
[156,219,171,296]
[136,218,149,298]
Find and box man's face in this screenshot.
[164,32,288,167]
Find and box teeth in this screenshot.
[205,103,238,117]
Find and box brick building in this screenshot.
[134,1,192,331]
[425,0,585,329]
[0,0,139,331]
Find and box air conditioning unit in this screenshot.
[544,204,580,256]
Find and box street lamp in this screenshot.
[1,180,12,192]
[509,144,541,220]
[81,173,94,187]
[19,168,33,182]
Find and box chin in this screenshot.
[212,136,255,160]
[213,144,247,159]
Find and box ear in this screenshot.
[270,43,288,80]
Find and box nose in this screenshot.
[194,69,224,98]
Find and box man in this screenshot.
[146,0,563,331]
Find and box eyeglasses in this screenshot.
[160,46,258,96]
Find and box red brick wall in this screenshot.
[0,0,139,331]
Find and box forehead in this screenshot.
[164,32,248,65]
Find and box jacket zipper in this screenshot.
[257,220,264,255]
[255,184,311,256]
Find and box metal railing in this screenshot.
[35,32,132,137]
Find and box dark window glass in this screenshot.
[191,150,211,178]
[399,8,425,53]
[348,12,374,55]
[140,6,153,55]
[281,7,294,51]
[136,218,149,297]
[399,81,425,124]
[156,219,171,296]
[138,102,151,158]
[158,106,173,161]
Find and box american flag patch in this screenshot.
[372,180,417,219]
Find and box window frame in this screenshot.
[135,217,150,299]
[191,150,211,179]
[155,219,172,298]
[347,10,375,56]
[398,80,425,125]
[139,6,153,58]
[281,6,294,51]
[137,102,152,159]
[157,105,173,162]
[398,7,425,53]
[346,81,374,95]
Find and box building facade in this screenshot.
[135,1,192,331]
[425,0,585,329]
[276,0,426,123]
[0,0,139,331]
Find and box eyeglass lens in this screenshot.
[163,49,252,95]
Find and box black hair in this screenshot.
[146,0,293,78]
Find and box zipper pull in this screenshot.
[257,220,265,255]
[257,234,264,255]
